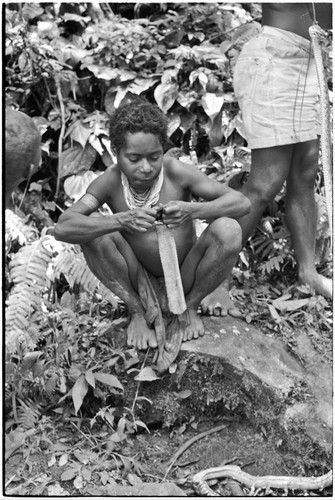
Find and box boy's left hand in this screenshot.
[162,201,191,228]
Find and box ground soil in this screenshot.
[4,414,333,497]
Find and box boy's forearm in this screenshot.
[54,212,122,244]
[190,193,251,221]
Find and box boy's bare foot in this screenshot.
[200,283,242,318]
[300,272,332,299]
[127,313,157,350]
[182,309,205,341]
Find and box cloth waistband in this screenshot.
[261,25,312,51]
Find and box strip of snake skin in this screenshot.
[309,24,333,243]
[192,465,332,496]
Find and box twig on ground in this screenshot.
[162,423,231,482]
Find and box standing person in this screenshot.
[201,3,332,317]
[54,98,250,368]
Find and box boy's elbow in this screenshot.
[53,222,64,241]
[53,214,68,241]
[239,193,251,215]
[244,195,252,214]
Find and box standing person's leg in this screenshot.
[201,145,293,316]
[81,228,158,350]
[286,139,332,297]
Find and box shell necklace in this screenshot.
[121,167,164,209]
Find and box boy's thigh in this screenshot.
[81,231,139,279]
[184,217,241,263]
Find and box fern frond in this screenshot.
[260,255,284,275]
[16,397,43,429]
[5,209,38,253]
[8,238,52,287]
[53,250,99,294]
[6,237,53,352]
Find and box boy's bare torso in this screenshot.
[89,157,195,277]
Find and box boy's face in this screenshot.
[117,132,164,192]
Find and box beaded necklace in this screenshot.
[121,168,164,209]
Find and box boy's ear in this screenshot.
[111,146,118,157]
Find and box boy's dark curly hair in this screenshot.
[109,97,168,152]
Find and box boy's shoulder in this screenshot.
[163,155,191,173]
[87,164,120,200]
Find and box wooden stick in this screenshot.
[156,224,187,315]
[162,424,229,482]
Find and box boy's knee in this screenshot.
[81,233,116,255]
[209,218,242,252]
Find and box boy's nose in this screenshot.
[139,159,152,173]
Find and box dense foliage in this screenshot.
[5,3,332,493]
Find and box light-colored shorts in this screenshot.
[233,26,321,149]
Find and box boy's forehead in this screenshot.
[124,131,163,151]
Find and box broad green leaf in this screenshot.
[60,467,78,481]
[201,93,224,121]
[268,304,281,322]
[73,450,89,464]
[154,82,179,113]
[117,417,127,435]
[220,40,232,54]
[67,121,91,149]
[109,432,123,443]
[208,110,224,147]
[167,113,181,137]
[62,13,90,25]
[272,298,310,312]
[85,369,95,388]
[135,396,153,405]
[21,4,43,20]
[47,455,56,467]
[94,372,124,391]
[59,454,68,466]
[21,351,43,372]
[64,170,101,202]
[134,420,150,433]
[81,467,92,482]
[59,144,97,178]
[272,294,292,303]
[72,375,89,415]
[74,475,83,490]
[127,77,158,95]
[125,353,140,370]
[175,389,192,399]
[100,471,109,485]
[134,366,160,382]
[86,65,120,80]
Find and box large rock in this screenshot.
[181,316,332,454]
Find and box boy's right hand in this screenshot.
[119,208,157,233]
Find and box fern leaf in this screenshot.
[5,209,38,253]
[16,397,43,429]
[6,237,53,350]
[9,239,52,287]
[53,250,100,294]
[260,255,284,275]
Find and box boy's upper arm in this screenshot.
[169,158,231,200]
[68,169,114,215]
